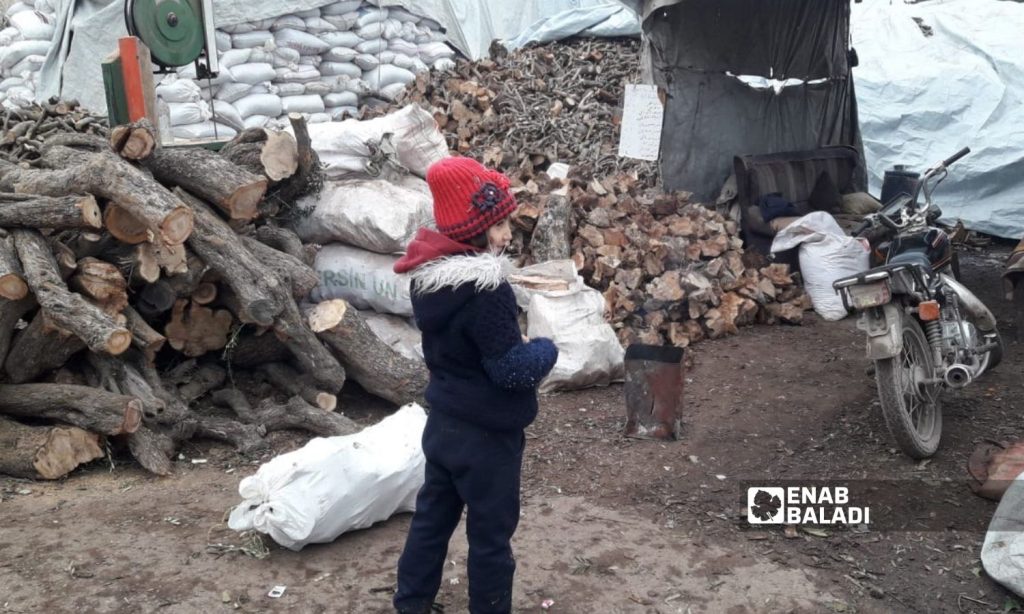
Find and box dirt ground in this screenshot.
[2,246,1023,614]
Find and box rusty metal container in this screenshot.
[623,344,685,440]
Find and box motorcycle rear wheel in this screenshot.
[875,317,943,459]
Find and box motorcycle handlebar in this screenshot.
[942,147,971,168]
[878,213,900,231]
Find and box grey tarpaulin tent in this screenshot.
[619,0,864,201]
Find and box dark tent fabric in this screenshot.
[640,0,864,199]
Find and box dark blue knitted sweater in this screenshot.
[407,253,558,432]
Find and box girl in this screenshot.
[392,157,559,614]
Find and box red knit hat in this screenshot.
[427,157,517,242]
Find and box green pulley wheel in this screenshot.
[125,0,206,69]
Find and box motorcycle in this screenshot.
[832,147,1003,459]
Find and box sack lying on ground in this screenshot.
[309,243,413,316]
[982,472,1024,598]
[771,211,870,321]
[292,178,433,254]
[513,260,626,393]
[227,403,427,551]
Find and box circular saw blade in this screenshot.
[125,0,206,69]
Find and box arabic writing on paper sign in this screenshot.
[618,84,664,162]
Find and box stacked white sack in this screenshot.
[164,0,455,130]
[0,0,59,109]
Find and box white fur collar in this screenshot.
[408,252,513,295]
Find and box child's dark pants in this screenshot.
[394,411,525,614]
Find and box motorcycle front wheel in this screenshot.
[875,317,943,459]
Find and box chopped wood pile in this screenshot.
[377,38,659,188]
[516,176,811,347]
[377,38,811,347]
[0,104,427,480]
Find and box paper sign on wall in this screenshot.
[618,84,664,162]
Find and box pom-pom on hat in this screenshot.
[426,157,518,242]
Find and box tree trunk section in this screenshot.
[241,235,318,300]
[69,257,129,314]
[260,362,338,411]
[0,144,194,245]
[212,388,357,438]
[0,383,143,435]
[0,231,28,300]
[164,298,234,358]
[124,305,165,363]
[307,299,428,406]
[0,416,103,480]
[530,193,572,262]
[5,311,85,383]
[223,331,291,368]
[143,147,267,221]
[274,297,347,393]
[109,119,156,161]
[13,229,131,355]
[255,225,310,264]
[0,192,102,230]
[0,296,35,368]
[176,188,283,325]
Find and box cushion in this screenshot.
[808,171,842,213]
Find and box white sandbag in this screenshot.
[363,65,415,90]
[231,31,274,49]
[323,91,358,108]
[356,7,389,28]
[281,94,325,114]
[9,55,45,77]
[382,19,403,39]
[218,48,252,69]
[171,121,237,140]
[304,82,332,96]
[356,27,386,47]
[309,113,331,124]
[234,93,283,118]
[294,177,433,253]
[308,105,449,180]
[327,13,364,30]
[244,114,270,129]
[10,10,54,40]
[274,28,330,55]
[272,56,297,69]
[321,62,362,78]
[2,88,34,107]
[418,42,455,65]
[271,15,305,31]
[514,260,625,394]
[304,17,337,34]
[0,77,26,92]
[353,54,380,71]
[275,82,305,96]
[215,30,232,52]
[415,31,432,45]
[377,50,396,65]
[363,313,423,361]
[249,84,272,96]
[982,473,1024,599]
[0,27,19,47]
[771,211,870,321]
[432,58,456,72]
[410,58,429,74]
[419,18,442,31]
[276,66,323,84]
[295,7,321,18]
[274,47,301,64]
[220,22,253,34]
[227,403,427,551]
[429,31,447,43]
[309,244,412,314]
[320,22,361,42]
[298,55,323,67]
[167,101,211,126]
[0,40,50,70]
[379,83,407,101]
[392,53,416,70]
[321,0,362,15]
[328,106,359,121]
[400,21,419,41]
[4,2,32,15]
[323,47,358,63]
[212,100,245,132]
[157,78,202,103]
[331,76,371,95]
[389,7,421,24]
[230,62,276,85]
[248,49,274,64]
[389,39,419,57]
[215,82,254,103]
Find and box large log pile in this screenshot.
[0,104,426,479]
[379,39,811,347]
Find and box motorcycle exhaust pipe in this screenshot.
[944,365,973,389]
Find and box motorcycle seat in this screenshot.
[887,251,934,274]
